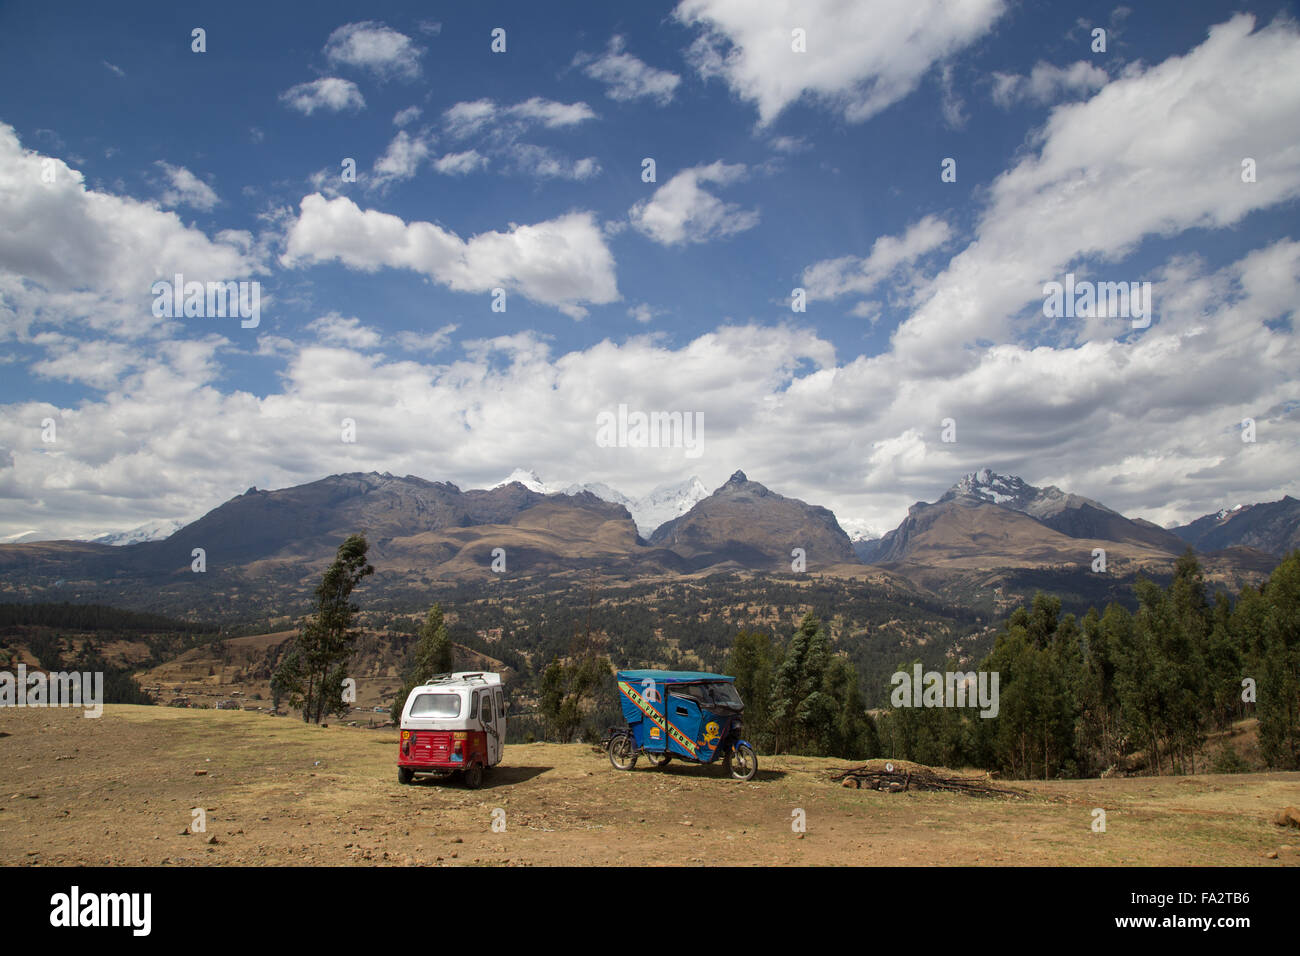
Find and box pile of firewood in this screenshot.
[829,761,1024,798]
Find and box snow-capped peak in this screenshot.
[489,469,710,537]
[949,468,1031,506]
[492,468,551,494]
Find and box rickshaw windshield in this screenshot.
[409,692,461,718]
[703,682,743,711]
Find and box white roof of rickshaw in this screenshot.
[414,671,503,691]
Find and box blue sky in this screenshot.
[0,0,1298,541]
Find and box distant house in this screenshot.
[215,699,241,710]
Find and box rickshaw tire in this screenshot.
[726,743,758,781]
[463,764,484,789]
[398,767,414,785]
[608,734,638,771]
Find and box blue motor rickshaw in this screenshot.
[605,670,758,781]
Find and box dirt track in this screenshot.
[1,705,1297,866]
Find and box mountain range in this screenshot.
[0,467,1294,621]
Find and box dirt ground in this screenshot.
[1,705,1297,866]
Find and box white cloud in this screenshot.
[628,161,759,245]
[368,130,433,192]
[155,162,219,211]
[508,97,598,128]
[432,150,487,176]
[443,97,596,138]
[628,303,658,324]
[281,194,619,318]
[393,106,422,127]
[280,77,366,115]
[440,97,599,181]
[307,313,382,349]
[507,144,599,181]
[574,35,681,104]
[324,21,422,81]
[991,60,1109,108]
[802,216,951,301]
[6,240,1295,540]
[768,135,809,154]
[396,323,458,354]
[443,99,499,138]
[674,0,1006,125]
[893,14,1300,369]
[0,122,261,340]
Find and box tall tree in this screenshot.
[272,534,373,724]
[769,612,835,754]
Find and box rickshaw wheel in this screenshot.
[398,767,414,785]
[725,743,758,781]
[645,753,672,768]
[463,764,484,789]
[608,733,638,771]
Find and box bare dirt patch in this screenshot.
[1,705,1296,866]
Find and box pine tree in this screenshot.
[272,534,373,724]
[769,612,834,754]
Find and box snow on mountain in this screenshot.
[626,477,710,537]
[91,517,188,546]
[490,470,709,537]
[491,468,551,494]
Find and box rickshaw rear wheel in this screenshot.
[463,764,484,789]
[645,753,672,768]
[398,767,414,785]
[608,733,638,771]
[725,743,758,781]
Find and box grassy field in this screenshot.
[1,705,1297,866]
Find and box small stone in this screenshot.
[1264,850,1278,859]
[194,770,207,776]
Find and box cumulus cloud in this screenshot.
[674,0,1006,125]
[893,14,1300,370]
[155,162,219,211]
[573,35,681,104]
[281,194,619,318]
[0,123,260,340]
[628,161,759,245]
[280,77,365,115]
[324,21,423,81]
[991,60,1109,108]
[5,238,1296,540]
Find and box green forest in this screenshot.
[717,550,1300,777]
